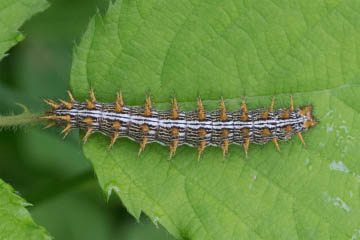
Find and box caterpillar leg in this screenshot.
[143,94,152,116]
[243,138,250,159]
[270,96,275,111]
[169,140,178,161]
[83,128,93,143]
[221,139,229,160]
[43,122,55,129]
[61,123,72,139]
[297,132,306,146]
[115,91,124,112]
[171,97,179,119]
[272,138,280,152]
[86,89,96,109]
[138,137,148,156]
[241,98,247,112]
[197,97,205,120]
[290,96,294,111]
[67,91,76,103]
[44,99,60,109]
[220,97,228,121]
[108,132,119,150]
[241,98,248,121]
[197,141,206,162]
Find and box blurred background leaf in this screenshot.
[0,179,51,240]
[0,0,49,59]
[70,0,360,239]
[0,0,51,239]
[0,0,174,239]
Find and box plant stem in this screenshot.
[0,104,43,127]
[0,113,42,127]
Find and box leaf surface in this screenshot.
[0,179,51,240]
[0,0,49,59]
[70,0,360,239]
[0,0,51,239]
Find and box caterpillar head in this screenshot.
[300,105,319,128]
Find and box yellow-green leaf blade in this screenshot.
[70,0,360,239]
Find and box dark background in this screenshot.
[0,0,174,239]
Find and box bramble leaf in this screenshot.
[0,179,51,240]
[0,1,52,239]
[71,0,360,239]
[0,0,49,60]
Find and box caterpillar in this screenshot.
[42,90,318,160]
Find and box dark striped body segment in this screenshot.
[54,104,308,145]
[43,91,318,160]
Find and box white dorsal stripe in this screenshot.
[57,108,304,130]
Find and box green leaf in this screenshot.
[0,0,52,239]
[70,0,360,239]
[0,0,50,60]
[0,179,51,240]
